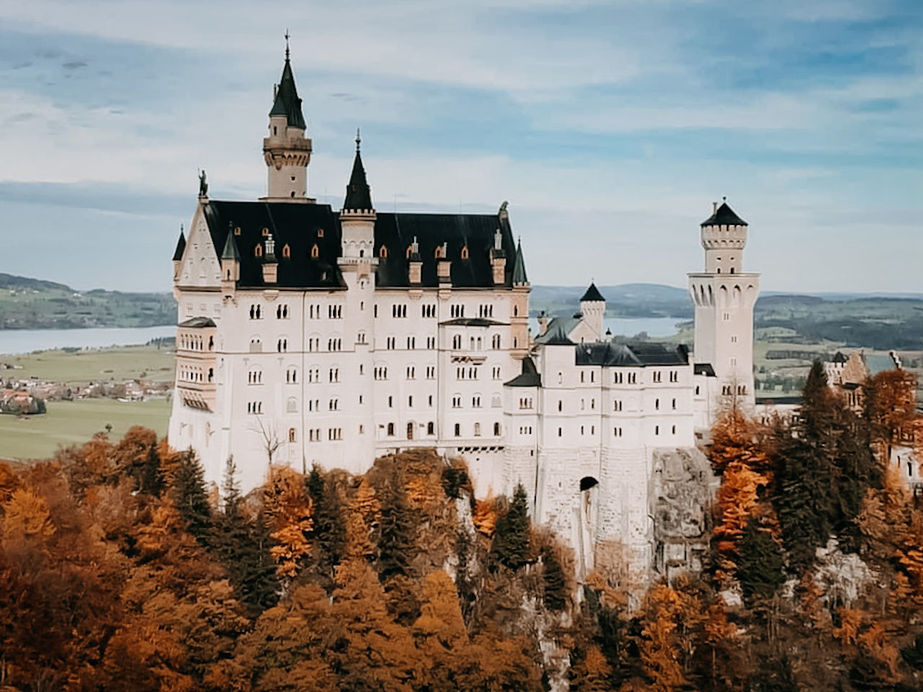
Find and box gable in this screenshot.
[178,204,222,288]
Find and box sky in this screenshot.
[0,0,920,293]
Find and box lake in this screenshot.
[0,325,176,355]
[0,316,684,356]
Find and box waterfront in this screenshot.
[0,325,175,355]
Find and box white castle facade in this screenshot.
[169,51,760,578]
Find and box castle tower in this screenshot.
[261,38,313,202]
[510,235,531,359]
[688,200,760,408]
[579,283,606,342]
[337,131,377,465]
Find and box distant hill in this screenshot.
[0,273,175,329]
[532,283,923,349]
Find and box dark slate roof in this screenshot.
[344,142,372,211]
[580,282,605,303]
[505,356,542,387]
[178,317,216,328]
[373,211,517,288]
[269,57,306,130]
[534,315,581,345]
[512,239,528,285]
[172,229,186,261]
[203,201,343,290]
[575,341,689,367]
[693,363,715,377]
[440,317,505,327]
[831,352,848,364]
[700,201,747,227]
[200,200,519,290]
[543,323,575,346]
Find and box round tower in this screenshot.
[579,282,606,342]
[688,200,760,409]
[261,38,313,202]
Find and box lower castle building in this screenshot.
[169,48,760,579]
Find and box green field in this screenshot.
[0,397,171,461]
[2,344,175,384]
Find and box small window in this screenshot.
[379,245,388,259]
[311,243,319,259]
[254,244,263,258]
[233,226,241,236]
[317,228,324,238]
[262,227,270,237]
[461,246,469,260]
[282,244,291,258]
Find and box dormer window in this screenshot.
[233,226,241,236]
[379,245,388,259]
[311,243,319,259]
[262,227,270,237]
[434,246,443,259]
[282,244,291,259]
[317,228,324,238]
[406,245,413,258]
[254,244,263,258]
[461,246,469,260]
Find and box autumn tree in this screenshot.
[263,467,313,585]
[113,426,163,496]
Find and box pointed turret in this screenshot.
[512,239,528,286]
[172,226,186,281]
[221,231,239,261]
[262,37,313,202]
[172,227,186,261]
[339,131,377,266]
[343,131,373,211]
[269,49,307,130]
[220,229,240,295]
[579,282,606,341]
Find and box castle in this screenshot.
[168,48,760,578]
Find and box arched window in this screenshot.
[460,246,469,260]
[282,243,291,258]
[493,422,501,436]
[379,245,388,259]
[427,422,435,435]
[407,422,414,439]
[261,227,270,237]
[254,244,263,258]
[387,422,395,436]
[317,228,324,238]
[311,243,319,259]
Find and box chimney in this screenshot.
[408,236,422,285]
[437,242,451,285]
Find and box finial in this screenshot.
[180,223,184,233]
[722,195,727,202]
[284,30,290,60]
[355,128,361,152]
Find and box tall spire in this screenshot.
[172,225,186,261]
[221,229,239,261]
[269,36,306,130]
[512,237,528,285]
[343,131,373,211]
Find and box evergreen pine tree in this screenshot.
[542,547,567,611]
[492,483,531,570]
[313,473,347,576]
[377,479,414,582]
[737,515,785,606]
[207,457,278,616]
[172,449,212,541]
[773,362,838,572]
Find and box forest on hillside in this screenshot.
[1,365,923,690]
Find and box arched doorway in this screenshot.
[578,476,599,577]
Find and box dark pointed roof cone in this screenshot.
[512,239,528,285]
[172,228,186,261]
[221,232,239,261]
[580,282,605,303]
[701,201,747,227]
[343,136,373,211]
[269,55,307,130]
